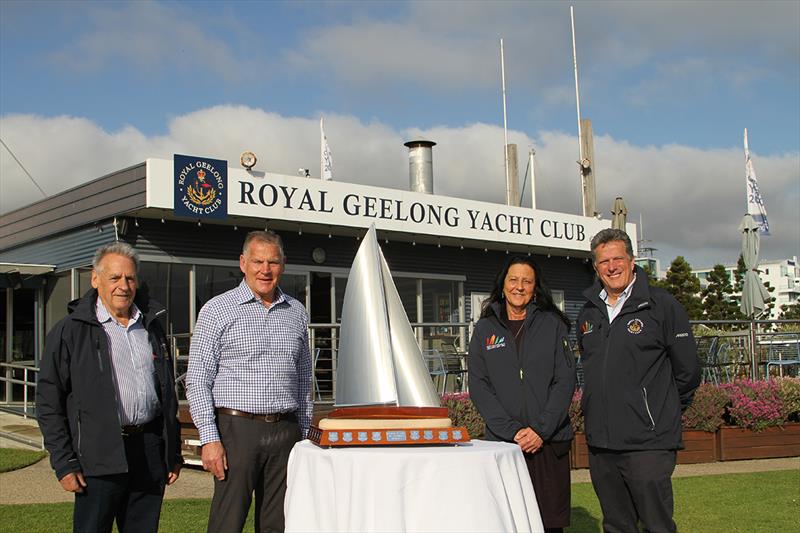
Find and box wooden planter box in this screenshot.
[677,430,719,464]
[571,432,589,469]
[718,423,800,461]
[571,430,719,468]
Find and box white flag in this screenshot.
[320,117,333,181]
[744,128,769,235]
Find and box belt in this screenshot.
[121,419,158,437]
[216,407,297,423]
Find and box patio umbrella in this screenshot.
[739,214,770,317]
[611,197,627,230]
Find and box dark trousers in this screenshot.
[588,447,677,533]
[73,429,166,533]
[207,413,301,533]
[523,440,572,530]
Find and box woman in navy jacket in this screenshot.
[469,256,576,533]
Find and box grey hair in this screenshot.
[92,242,140,273]
[590,229,634,262]
[242,230,285,261]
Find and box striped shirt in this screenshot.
[96,299,160,426]
[187,280,313,443]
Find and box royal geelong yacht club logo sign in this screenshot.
[174,154,227,219]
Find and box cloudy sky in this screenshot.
[1,0,798,269]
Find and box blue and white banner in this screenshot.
[744,128,769,235]
[321,117,333,181]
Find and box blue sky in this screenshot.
[1,0,798,268]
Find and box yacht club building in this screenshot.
[1,148,635,404]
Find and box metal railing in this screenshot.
[168,322,471,404]
[691,319,800,382]
[0,361,39,418]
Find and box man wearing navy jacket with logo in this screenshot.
[37,242,182,532]
[577,229,700,533]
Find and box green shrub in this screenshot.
[441,393,485,439]
[775,377,800,422]
[682,383,729,432]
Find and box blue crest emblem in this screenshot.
[174,154,227,219]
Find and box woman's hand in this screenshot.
[514,427,543,454]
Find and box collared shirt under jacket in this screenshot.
[577,265,701,451]
[36,289,182,480]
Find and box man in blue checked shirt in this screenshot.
[187,230,312,533]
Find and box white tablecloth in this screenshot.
[285,439,544,533]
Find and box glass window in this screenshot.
[394,277,418,323]
[334,276,348,321]
[12,289,35,362]
[283,273,309,310]
[139,262,191,336]
[195,264,241,311]
[422,279,460,351]
[0,289,6,362]
[78,268,92,297]
[45,273,71,332]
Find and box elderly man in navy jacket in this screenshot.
[577,229,700,533]
[37,242,182,533]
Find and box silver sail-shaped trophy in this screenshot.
[308,224,469,446]
[335,224,440,407]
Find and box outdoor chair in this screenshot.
[698,337,721,385]
[765,338,800,378]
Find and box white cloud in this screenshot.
[46,0,254,81]
[2,107,797,268]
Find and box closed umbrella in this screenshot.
[739,214,770,317]
[611,197,627,230]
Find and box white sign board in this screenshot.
[146,158,636,255]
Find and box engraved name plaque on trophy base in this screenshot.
[309,406,470,447]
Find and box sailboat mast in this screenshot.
[500,38,511,204]
[571,6,583,164]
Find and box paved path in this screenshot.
[2,411,798,505]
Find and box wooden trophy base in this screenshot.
[308,406,470,447]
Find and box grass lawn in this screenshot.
[0,470,796,532]
[0,448,47,473]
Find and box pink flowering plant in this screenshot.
[682,383,728,432]
[720,380,784,431]
[441,392,485,439]
[569,388,584,433]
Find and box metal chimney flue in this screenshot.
[404,140,436,194]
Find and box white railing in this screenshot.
[0,361,39,418]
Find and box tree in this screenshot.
[702,264,742,320]
[756,281,776,321]
[733,254,747,294]
[779,301,800,320]
[661,256,703,319]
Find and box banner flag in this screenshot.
[321,117,333,181]
[744,128,769,235]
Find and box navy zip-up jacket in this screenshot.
[37,289,182,480]
[576,266,701,451]
[468,301,575,443]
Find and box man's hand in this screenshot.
[166,464,182,485]
[59,471,87,493]
[514,427,543,454]
[201,440,227,481]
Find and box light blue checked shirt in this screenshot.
[186,280,313,443]
[96,299,160,426]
